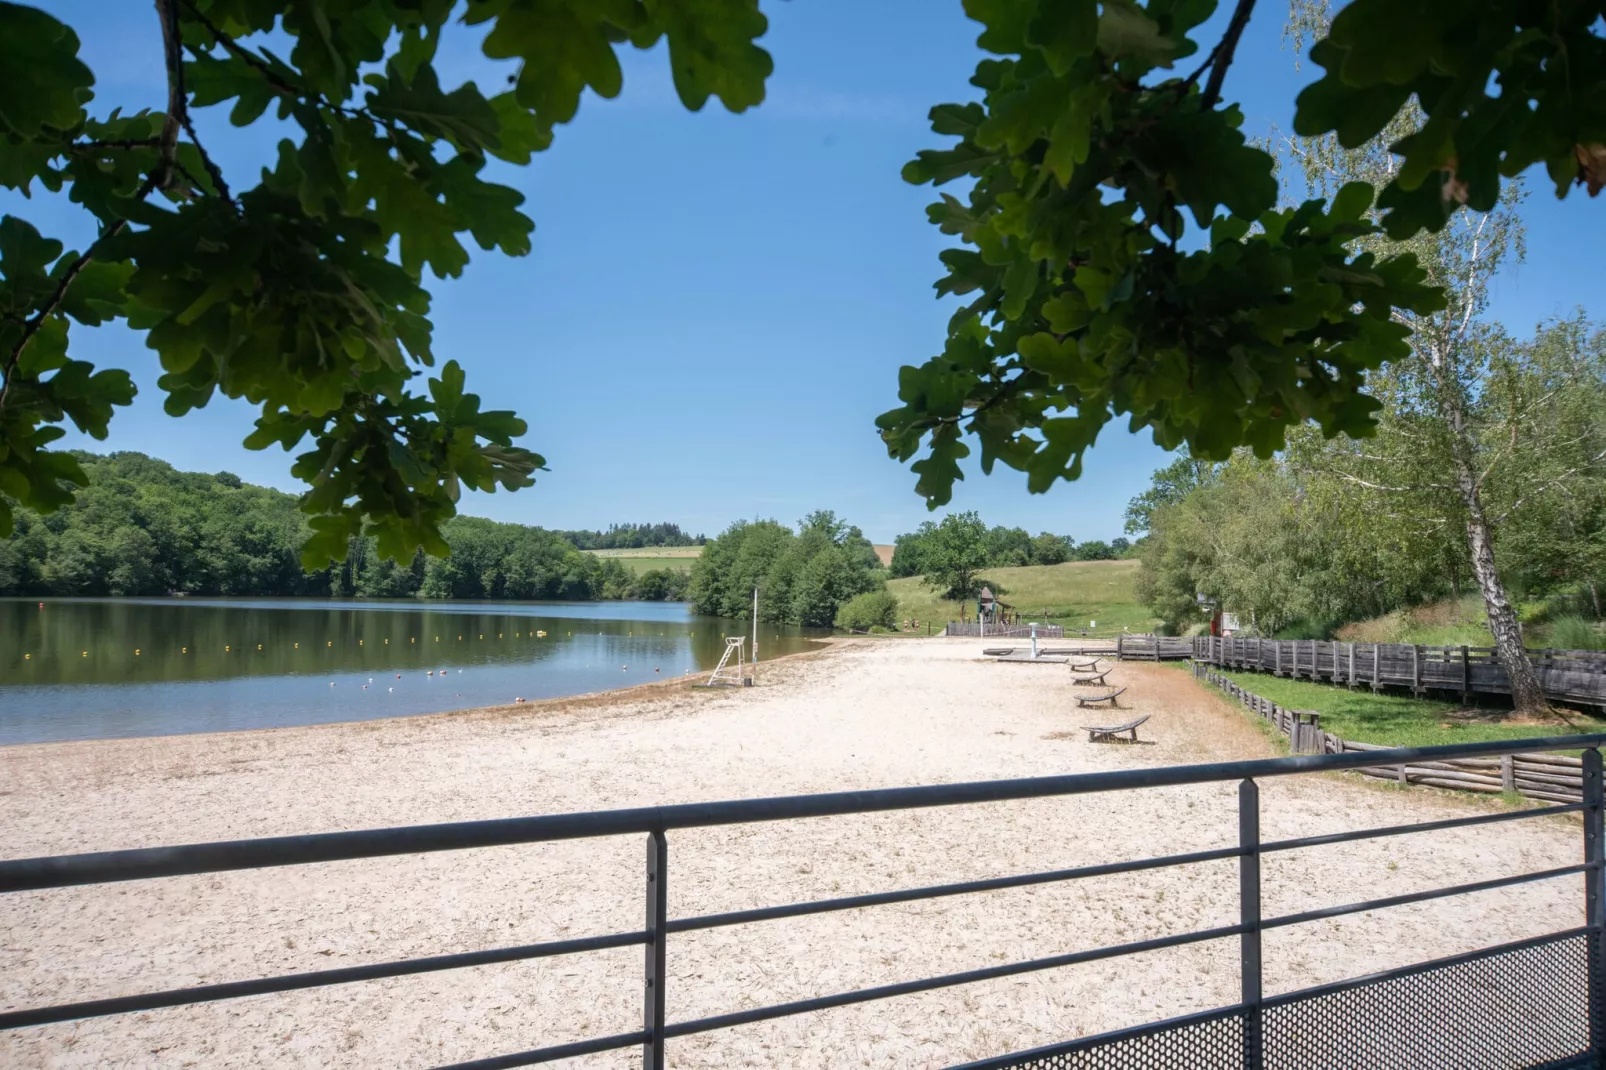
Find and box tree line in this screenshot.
[891,515,1129,583]
[688,512,885,628]
[553,523,704,550]
[0,453,689,603]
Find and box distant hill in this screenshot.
[886,560,1157,635]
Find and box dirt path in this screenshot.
[0,640,1586,1068]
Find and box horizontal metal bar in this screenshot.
[0,929,647,1032]
[1260,926,1594,1010]
[1260,802,1590,855]
[667,845,1244,934]
[1262,864,1590,932]
[7,732,1603,893]
[661,924,1244,1040]
[434,1029,648,1069]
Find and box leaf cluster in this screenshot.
[0,0,771,565]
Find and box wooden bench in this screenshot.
[1080,712,1150,743]
[1073,687,1127,709]
[1068,659,1105,672]
[1071,668,1112,686]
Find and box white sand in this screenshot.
[0,639,1587,1068]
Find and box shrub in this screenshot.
[836,590,899,631]
[868,625,890,634]
[1549,615,1606,652]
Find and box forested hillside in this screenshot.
[0,453,687,602]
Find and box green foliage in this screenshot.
[1123,447,1221,536]
[835,589,900,632]
[1291,0,1606,239]
[1549,616,1606,654]
[557,523,704,550]
[0,0,771,564]
[891,514,1072,579]
[688,514,884,627]
[0,450,682,601]
[913,510,989,600]
[877,0,1449,509]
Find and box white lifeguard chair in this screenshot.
[703,636,751,688]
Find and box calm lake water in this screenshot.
[0,598,827,745]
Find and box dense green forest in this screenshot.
[689,512,884,628]
[0,453,689,602]
[554,524,705,550]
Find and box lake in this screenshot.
[0,598,828,745]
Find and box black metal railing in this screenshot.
[4,735,1605,1068]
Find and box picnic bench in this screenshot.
[1080,712,1150,743]
[1073,687,1127,709]
[1071,668,1112,686]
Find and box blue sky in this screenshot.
[11,2,1603,543]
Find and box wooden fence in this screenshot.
[1193,664,1586,804]
[1114,635,1193,661]
[944,622,1066,638]
[1192,635,1606,709]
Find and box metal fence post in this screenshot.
[1239,778,1263,1069]
[644,830,668,1070]
[1585,749,1604,1064]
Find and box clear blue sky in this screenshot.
[11,2,1602,543]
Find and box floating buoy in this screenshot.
[225,645,230,652]
[458,636,462,641]
[327,641,332,647]
[498,633,502,639]
[389,687,394,693]
[359,639,364,646]
[135,649,140,656]
[329,681,335,687]
[294,642,299,648]
[427,670,434,676]
[24,654,29,659]
[182,647,187,654]
[384,638,389,644]
[410,638,415,644]
[257,644,262,651]
[82,650,88,657]
[479,634,483,640]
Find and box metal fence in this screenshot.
[4,736,1605,1068]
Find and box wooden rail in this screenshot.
[1192,635,1606,709]
[1115,635,1193,661]
[1193,665,1588,804]
[944,622,1066,638]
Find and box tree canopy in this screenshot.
[0,0,769,566]
[687,513,884,627]
[876,0,1606,508]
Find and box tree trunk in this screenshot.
[1442,390,1548,712]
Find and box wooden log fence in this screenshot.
[1113,635,1193,661]
[1192,663,1586,805]
[944,622,1066,639]
[1192,635,1606,709]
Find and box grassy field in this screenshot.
[1335,594,1606,649]
[583,546,702,574]
[886,559,1158,636]
[1208,666,1606,748]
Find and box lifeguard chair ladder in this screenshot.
[705,637,749,688]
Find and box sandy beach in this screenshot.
[0,639,1588,1068]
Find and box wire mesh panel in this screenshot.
[973,1008,1244,1069]
[975,934,1592,1070]
[1261,932,1593,1070]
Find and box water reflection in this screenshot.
[0,598,824,744]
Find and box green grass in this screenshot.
[1209,667,1606,748]
[1334,593,1606,649]
[886,560,1158,637]
[583,547,701,574]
